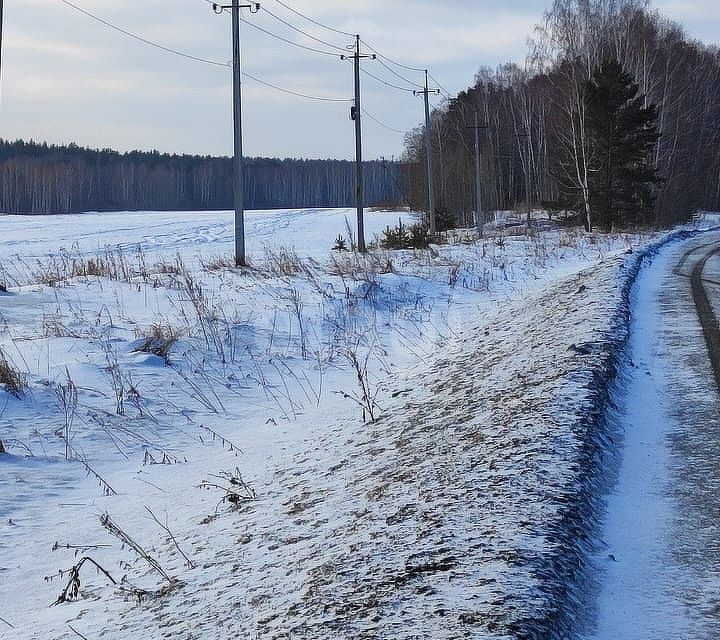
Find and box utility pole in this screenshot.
[213,1,259,267]
[341,36,374,253]
[467,111,488,237]
[414,71,440,235]
[520,128,532,228]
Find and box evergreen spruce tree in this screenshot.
[585,60,661,230]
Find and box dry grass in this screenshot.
[329,250,394,280]
[200,254,236,272]
[261,246,305,277]
[132,324,182,364]
[0,347,26,397]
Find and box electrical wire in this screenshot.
[202,0,450,100]
[359,37,452,98]
[60,0,349,103]
[243,71,351,102]
[210,1,447,98]
[360,40,426,73]
[257,4,426,96]
[264,0,427,86]
[375,57,423,88]
[63,0,445,123]
[375,53,426,73]
[236,6,350,103]
[241,17,341,57]
[360,68,416,93]
[59,0,229,67]
[261,6,349,52]
[427,71,452,98]
[361,108,408,135]
[269,0,354,38]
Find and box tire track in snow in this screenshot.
[690,244,720,392]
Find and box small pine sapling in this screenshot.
[332,235,348,252]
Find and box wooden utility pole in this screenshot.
[213,1,260,266]
[414,71,440,235]
[341,36,374,253]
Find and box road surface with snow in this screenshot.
[583,230,720,639]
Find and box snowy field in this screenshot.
[0,207,659,638]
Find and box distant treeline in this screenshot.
[403,0,720,230]
[0,139,407,214]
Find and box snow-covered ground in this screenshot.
[0,208,662,638]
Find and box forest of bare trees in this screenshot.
[0,140,404,214]
[403,0,720,230]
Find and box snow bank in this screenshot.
[0,209,666,639]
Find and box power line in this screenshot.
[360,67,416,93]
[375,53,426,74]
[262,1,435,93]
[375,57,422,89]
[59,0,229,67]
[360,40,426,73]
[241,16,340,57]
[359,37,451,98]
[243,1,443,99]
[61,0,345,103]
[260,6,348,52]
[61,0,440,154]
[269,0,354,38]
[361,108,408,135]
[243,70,351,102]
[427,71,452,98]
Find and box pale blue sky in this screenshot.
[0,0,717,159]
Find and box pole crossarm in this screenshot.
[213,2,260,12]
[340,36,375,253]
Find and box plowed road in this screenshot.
[587,232,720,640]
